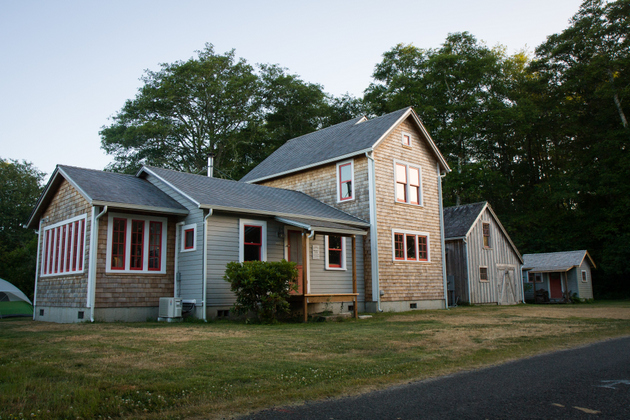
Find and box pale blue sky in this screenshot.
[0,0,584,176]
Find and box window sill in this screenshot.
[180,248,196,253]
[394,201,424,208]
[325,267,347,271]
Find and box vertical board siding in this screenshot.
[445,240,469,303]
[373,117,444,302]
[146,173,205,302]
[577,260,594,299]
[467,208,523,304]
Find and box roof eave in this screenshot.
[91,201,189,216]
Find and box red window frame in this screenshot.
[406,234,417,261]
[60,225,67,272]
[72,221,79,271]
[243,225,262,262]
[395,163,407,203]
[327,236,343,268]
[482,223,490,247]
[184,228,195,250]
[111,218,126,270]
[43,230,50,274]
[338,162,353,201]
[54,227,61,273]
[394,233,405,260]
[130,220,144,270]
[148,221,162,271]
[418,236,428,261]
[78,219,84,271]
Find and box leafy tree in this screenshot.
[0,158,45,299]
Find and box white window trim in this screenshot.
[324,235,346,271]
[479,266,489,282]
[336,159,355,203]
[391,229,431,262]
[40,214,88,277]
[393,159,423,206]
[180,223,197,253]
[581,270,588,282]
[239,219,267,262]
[105,212,168,274]
[402,131,413,147]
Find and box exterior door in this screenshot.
[287,230,303,294]
[549,272,563,299]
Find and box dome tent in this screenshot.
[0,278,33,318]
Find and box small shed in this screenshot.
[522,250,595,302]
[443,202,524,305]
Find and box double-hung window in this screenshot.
[325,235,346,270]
[392,230,429,262]
[106,213,167,274]
[394,160,422,205]
[336,160,354,202]
[239,219,267,262]
[41,214,87,276]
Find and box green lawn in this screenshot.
[2,301,630,419]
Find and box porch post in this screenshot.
[352,235,357,319]
[302,232,308,322]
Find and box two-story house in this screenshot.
[241,107,451,312]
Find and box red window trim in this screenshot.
[111,217,127,270]
[394,233,405,260]
[148,221,162,271]
[130,219,144,270]
[54,227,60,273]
[327,236,343,268]
[78,220,84,271]
[41,217,86,276]
[184,228,195,250]
[243,224,262,261]
[418,235,428,261]
[338,162,353,201]
[72,221,79,271]
[43,230,50,274]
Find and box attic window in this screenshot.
[482,223,491,248]
[581,270,588,282]
[402,132,412,147]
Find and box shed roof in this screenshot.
[443,201,523,263]
[240,107,450,183]
[139,166,369,228]
[27,165,188,228]
[522,250,596,272]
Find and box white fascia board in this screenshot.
[202,204,370,228]
[91,201,189,215]
[138,167,201,207]
[464,202,488,239]
[244,148,373,184]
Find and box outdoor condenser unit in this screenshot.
[159,297,182,319]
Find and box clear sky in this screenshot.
[0,0,584,177]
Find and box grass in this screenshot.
[2,301,630,419]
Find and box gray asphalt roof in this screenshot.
[275,217,367,235]
[523,250,593,271]
[240,107,411,182]
[142,166,369,227]
[443,202,487,239]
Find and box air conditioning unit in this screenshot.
[159,297,182,319]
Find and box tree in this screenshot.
[0,158,45,299]
[100,43,262,177]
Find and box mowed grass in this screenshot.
[2,301,630,419]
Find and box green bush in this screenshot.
[224,260,298,323]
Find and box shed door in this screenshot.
[288,230,303,294]
[497,267,518,305]
[549,273,563,299]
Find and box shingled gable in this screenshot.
[523,250,596,273]
[27,165,188,228]
[444,201,523,263]
[240,107,450,183]
[138,166,370,228]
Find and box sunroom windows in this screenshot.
[106,213,167,274]
[392,230,429,262]
[394,160,422,205]
[41,214,87,276]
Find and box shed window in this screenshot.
[581,270,588,282]
[479,267,488,282]
[41,214,87,276]
[482,223,491,248]
[394,160,422,205]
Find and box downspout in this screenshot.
[521,268,526,304]
[365,151,382,312]
[202,209,213,322]
[88,205,108,322]
[174,221,185,298]
[437,163,448,310]
[32,218,45,320]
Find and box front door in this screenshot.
[287,230,303,294]
[549,273,563,299]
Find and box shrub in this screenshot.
[224,260,298,323]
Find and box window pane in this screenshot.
[409,186,419,205]
[244,244,261,261]
[406,235,416,260]
[149,222,161,270]
[341,180,352,199]
[244,225,261,245]
[418,236,427,260]
[396,183,406,202]
[111,218,126,269]
[185,229,194,249]
[328,235,342,250]
[328,236,343,268]
[480,267,488,281]
[130,220,144,269]
[328,250,342,267]
[340,163,352,182]
[395,164,407,183]
[394,233,404,259]
[409,167,419,186]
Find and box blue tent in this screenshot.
[0,278,33,318]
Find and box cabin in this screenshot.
[241,107,451,312]
[443,202,524,305]
[522,250,595,302]
[26,165,368,323]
